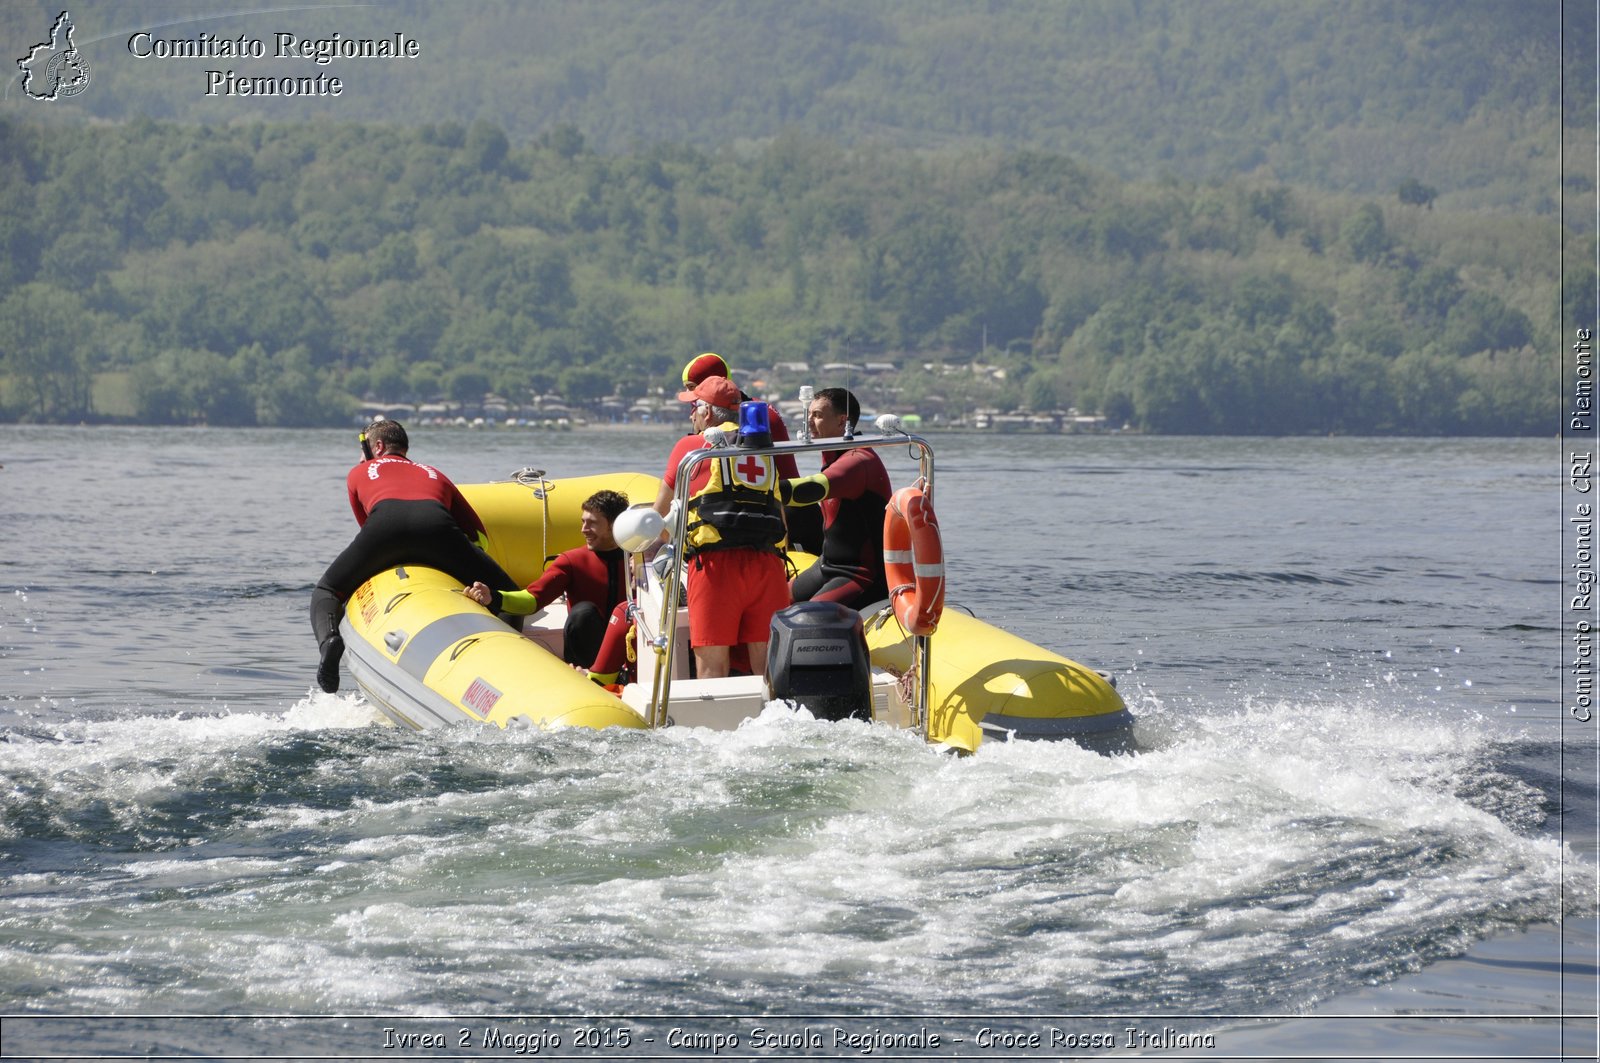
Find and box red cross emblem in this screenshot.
[736,455,765,484]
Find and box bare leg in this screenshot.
[745,640,768,679]
[694,644,731,679]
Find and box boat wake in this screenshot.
[0,692,1585,1016]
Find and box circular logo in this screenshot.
[44,49,91,98]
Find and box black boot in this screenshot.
[317,634,344,693]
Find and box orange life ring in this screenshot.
[882,483,945,636]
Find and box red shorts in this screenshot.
[686,549,790,648]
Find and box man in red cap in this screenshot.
[653,375,791,679]
[681,353,822,554]
[679,352,732,391]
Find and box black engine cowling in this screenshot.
[766,600,872,721]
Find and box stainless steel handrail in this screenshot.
[648,426,937,738]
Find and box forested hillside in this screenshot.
[1,0,1584,213]
[0,1,1586,433]
[0,116,1569,433]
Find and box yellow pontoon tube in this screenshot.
[340,471,659,731]
[341,565,647,731]
[864,606,1131,753]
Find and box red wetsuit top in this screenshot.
[817,446,892,578]
[347,455,487,539]
[663,430,720,493]
[525,546,627,613]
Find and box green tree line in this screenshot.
[0,116,1571,433]
[2,0,1581,216]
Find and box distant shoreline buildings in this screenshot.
[354,359,1117,434]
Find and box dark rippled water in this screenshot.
[0,426,1593,1059]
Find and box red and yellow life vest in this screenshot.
[684,427,787,556]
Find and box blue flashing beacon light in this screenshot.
[737,401,772,448]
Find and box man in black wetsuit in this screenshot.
[781,388,891,610]
[310,420,519,693]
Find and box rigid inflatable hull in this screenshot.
[339,470,1131,749]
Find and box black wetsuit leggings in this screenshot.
[790,562,887,613]
[310,499,519,649]
[563,602,606,668]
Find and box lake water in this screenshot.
[0,425,1594,1060]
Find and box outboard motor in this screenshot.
[766,601,872,721]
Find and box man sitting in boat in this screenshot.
[681,352,822,554]
[781,387,891,611]
[311,419,520,694]
[464,489,630,670]
[652,375,791,680]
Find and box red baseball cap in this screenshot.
[682,352,729,387]
[676,375,741,409]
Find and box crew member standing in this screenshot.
[680,352,823,554]
[310,420,519,693]
[653,375,791,679]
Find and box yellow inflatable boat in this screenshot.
[339,436,1131,751]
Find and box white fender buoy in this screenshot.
[613,506,665,553]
